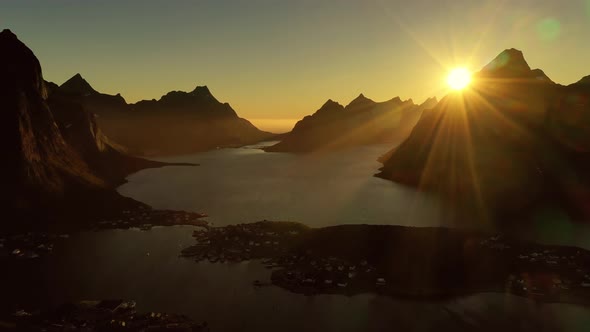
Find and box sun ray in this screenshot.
[447,68,472,90]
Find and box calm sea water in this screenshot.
[5,142,590,331]
[4,227,590,332]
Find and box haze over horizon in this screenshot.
[4,0,590,132]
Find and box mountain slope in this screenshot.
[378,48,590,225]
[59,77,272,156]
[0,29,102,203]
[47,87,170,184]
[0,29,171,230]
[265,95,437,153]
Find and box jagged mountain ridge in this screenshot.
[57,76,272,156]
[265,95,438,153]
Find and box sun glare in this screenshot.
[447,68,472,90]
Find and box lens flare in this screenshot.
[447,68,472,90]
[536,18,561,41]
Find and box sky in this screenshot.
[3,0,590,132]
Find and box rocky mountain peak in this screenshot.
[192,85,211,95]
[389,96,403,104]
[1,28,16,38]
[418,97,438,110]
[346,93,375,108]
[320,99,343,109]
[60,73,98,96]
[480,48,532,77]
[531,69,553,82]
[0,27,46,98]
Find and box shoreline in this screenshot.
[0,207,208,261]
[2,299,209,331]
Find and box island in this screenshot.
[181,221,590,305]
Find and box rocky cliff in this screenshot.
[0,29,171,230]
[378,49,590,225]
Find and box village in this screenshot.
[96,207,208,231]
[0,232,65,260]
[181,221,308,263]
[0,207,208,261]
[479,235,590,300]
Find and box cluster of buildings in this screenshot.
[0,232,66,260]
[508,271,590,299]
[480,235,590,297]
[97,208,207,230]
[517,249,580,266]
[182,222,390,293]
[269,254,387,292]
[183,222,302,263]
[479,235,511,250]
[183,223,590,301]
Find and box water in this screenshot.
[4,227,590,332]
[118,141,590,248]
[5,142,590,331]
[119,141,445,228]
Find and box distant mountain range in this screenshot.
[0,29,175,229]
[378,48,590,225]
[56,74,273,156]
[265,94,438,152]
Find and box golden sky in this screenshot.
[4,0,590,132]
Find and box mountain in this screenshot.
[574,75,590,85]
[0,29,170,230]
[58,76,272,156]
[265,95,438,153]
[46,87,169,183]
[130,85,235,116]
[60,73,98,96]
[58,74,128,120]
[378,48,590,225]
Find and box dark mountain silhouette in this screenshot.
[265,94,438,153]
[58,74,128,118]
[131,86,235,116]
[47,87,170,183]
[0,29,172,230]
[58,76,272,156]
[60,73,98,96]
[378,48,590,225]
[575,75,590,85]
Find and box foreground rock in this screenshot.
[182,221,590,305]
[3,299,209,331]
[0,29,195,231]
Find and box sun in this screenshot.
[447,68,472,90]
